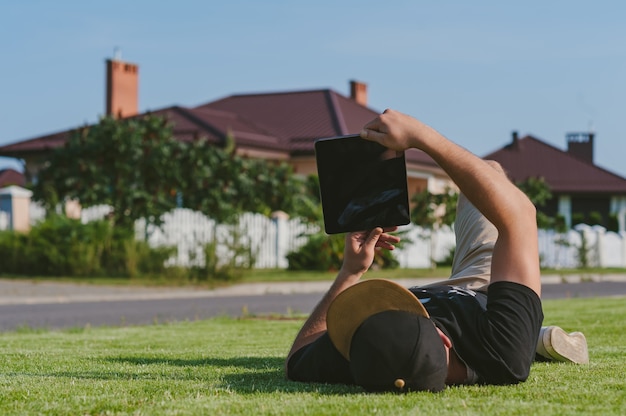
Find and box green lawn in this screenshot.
[0,297,625,415]
[0,267,454,288]
[5,266,624,288]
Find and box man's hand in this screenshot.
[285,226,400,366]
[360,109,437,152]
[340,227,400,276]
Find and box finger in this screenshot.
[360,128,387,144]
[380,234,401,244]
[363,227,383,249]
[362,116,383,131]
[377,239,399,249]
[375,241,396,250]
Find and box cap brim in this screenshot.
[327,279,429,360]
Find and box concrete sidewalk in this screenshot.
[1,274,626,305]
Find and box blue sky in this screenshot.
[2,1,625,176]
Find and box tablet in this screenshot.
[314,134,410,234]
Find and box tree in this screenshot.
[34,116,311,234]
[34,115,180,233]
[177,134,309,223]
[176,134,314,279]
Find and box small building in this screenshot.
[485,132,626,231]
[0,186,32,232]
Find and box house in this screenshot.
[6,56,623,232]
[484,132,626,232]
[0,57,452,202]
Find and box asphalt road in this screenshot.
[1,280,625,332]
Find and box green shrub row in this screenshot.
[0,216,176,278]
[0,215,400,279]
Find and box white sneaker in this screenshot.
[536,326,589,364]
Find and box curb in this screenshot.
[0,275,625,306]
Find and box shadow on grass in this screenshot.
[4,355,364,394]
[100,355,363,394]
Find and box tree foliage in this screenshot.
[34,115,180,231]
[177,134,309,224]
[410,187,458,269]
[411,187,458,231]
[516,176,552,207]
[33,115,311,233]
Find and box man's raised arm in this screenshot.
[361,109,540,296]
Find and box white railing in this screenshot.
[15,203,626,269]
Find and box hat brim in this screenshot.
[327,279,429,360]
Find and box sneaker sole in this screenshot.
[543,327,589,364]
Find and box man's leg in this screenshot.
[424,160,506,290]
[421,192,495,291]
[424,187,589,364]
[447,192,496,289]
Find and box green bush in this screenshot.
[607,213,619,233]
[588,211,603,227]
[0,216,177,278]
[286,233,345,271]
[32,216,110,275]
[572,212,585,226]
[0,230,29,274]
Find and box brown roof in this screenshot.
[0,87,439,168]
[0,129,71,155]
[198,89,376,142]
[484,135,626,194]
[0,169,25,188]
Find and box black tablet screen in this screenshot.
[314,135,410,234]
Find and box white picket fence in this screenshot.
[83,205,626,269]
[7,203,626,269]
[134,209,318,269]
[537,225,626,269]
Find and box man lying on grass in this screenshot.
[286,110,588,392]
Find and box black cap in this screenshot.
[349,310,447,392]
[327,279,448,393]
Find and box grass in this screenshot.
[240,267,455,282]
[0,268,454,292]
[0,297,625,415]
[3,266,623,288]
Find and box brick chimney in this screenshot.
[106,57,139,118]
[509,130,520,150]
[350,80,368,106]
[566,132,594,164]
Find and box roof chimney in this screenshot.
[106,56,139,118]
[511,130,520,149]
[350,80,368,106]
[566,132,594,164]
